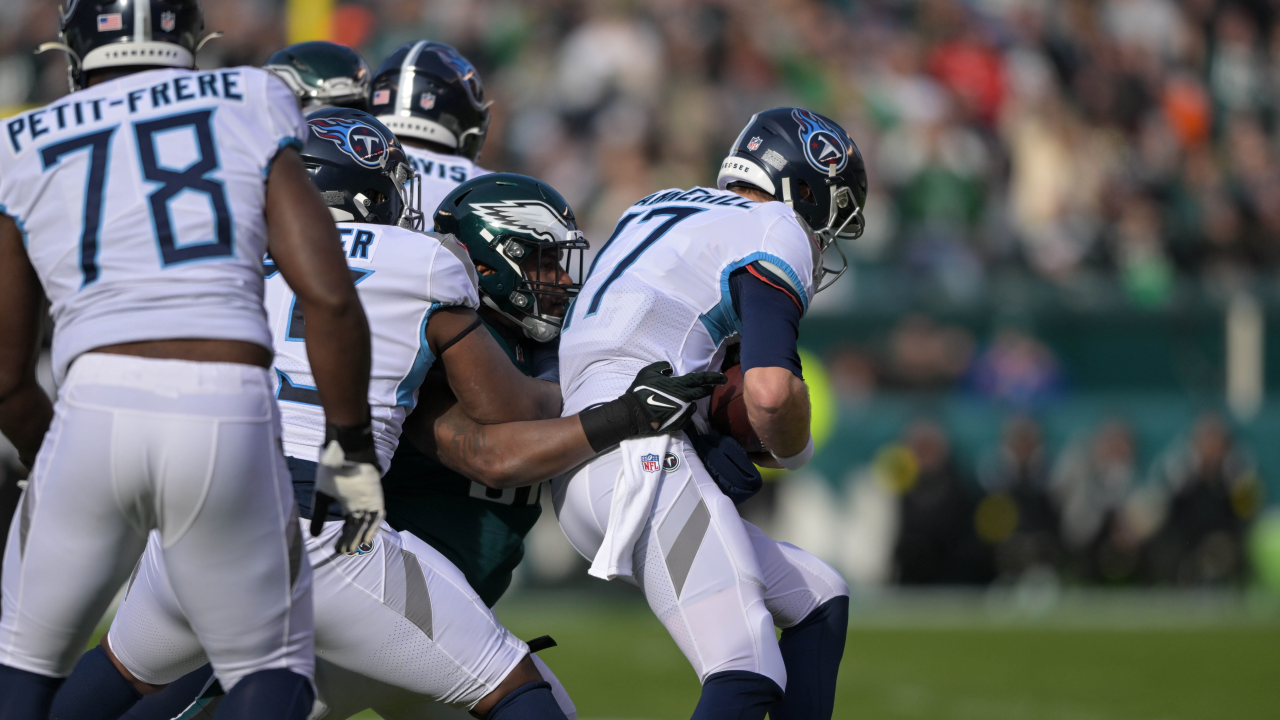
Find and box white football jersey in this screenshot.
[265,222,479,469]
[402,144,488,216]
[559,187,818,417]
[0,67,306,383]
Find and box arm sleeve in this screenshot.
[729,263,803,379]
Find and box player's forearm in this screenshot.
[744,366,810,458]
[0,381,52,466]
[434,404,593,488]
[301,298,373,427]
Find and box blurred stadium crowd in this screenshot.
[867,410,1262,587]
[1,0,1275,589]
[7,0,1280,290]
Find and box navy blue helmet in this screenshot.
[301,108,423,230]
[717,107,868,291]
[368,41,491,162]
[41,0,216,91]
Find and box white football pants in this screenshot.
[552,435,849,690]
[0,353,313,689]
[108,520,566,715]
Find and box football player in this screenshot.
[381,172,590,612]
[0,2,380,719]
[59,116,722,720]
[368,41,490,208]
[552,107,867,720]
[264,41,373,113]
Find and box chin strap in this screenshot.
[36,42,81,92]
[480,294,560,343]
[195,31,225,53]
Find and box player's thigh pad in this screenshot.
[554,440,785,687]
[41,354,318,690]
[0,354,306,679]
[107,532,209,685]
[743,521,850,629]
[308,521,527,709]
[0,392,149,676]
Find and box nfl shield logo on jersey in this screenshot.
[747,136,762,151]
[160,11,176,32]
[641,454,661,473]
[420,93,436,110]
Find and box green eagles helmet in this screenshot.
[265,41,371,113]
[435,174,589,342]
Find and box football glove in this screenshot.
[579,361,726,452]
[311,421,385,554]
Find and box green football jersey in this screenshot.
[381,321,543,607]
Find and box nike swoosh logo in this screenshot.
[646,396,677,409]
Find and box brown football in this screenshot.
[708,364,765,452]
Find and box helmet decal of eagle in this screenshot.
[470,200,576,243]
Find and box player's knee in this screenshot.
[793,595,849,637]
[827,570,851,603]
[692,670,783,720]
[49,645,143,720]
[483,680,567,720]
[216,669,313,720]
[0,663,63,720]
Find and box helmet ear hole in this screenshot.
[796,180,816,204]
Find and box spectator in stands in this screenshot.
[977,415,1062,579]
[894,418,991,584]
[1050,419,1141,582]
[966,328,1063,407]
[1143,413,1263,585]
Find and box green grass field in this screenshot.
[91,589,1279,720]
[470,593,1280,720]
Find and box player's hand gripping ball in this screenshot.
[708,364,766,453]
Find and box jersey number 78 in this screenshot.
[39,109,234,288]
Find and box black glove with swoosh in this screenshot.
[579,361,727,453]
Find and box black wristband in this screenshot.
[324,420,377,465]
[578,395,646,453]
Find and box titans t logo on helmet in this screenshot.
[792,108,849,174]
[309,117,389,169]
